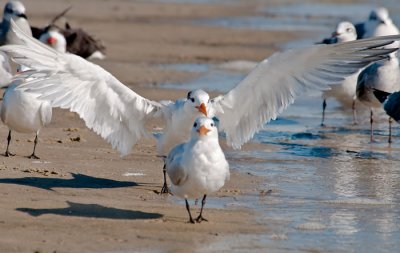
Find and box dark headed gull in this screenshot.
[320,21,360,126]
[2,20,400,190]
[356,7,399,39]
[1,78,52,158]
[356,48,400,143]
[0,0,31,45]
[166,117,229,223]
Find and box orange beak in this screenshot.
[197,125,210,136]
[195,103,207,116]
[47,37,57,45]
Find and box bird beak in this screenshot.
[197,125,210,136]
[331,31,340,37]
[47,37,57,45]
[17,13,27,19]
[195,103,207,116]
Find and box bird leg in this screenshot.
[4,130,15,157]
[160,163,171,194]
[185,199,195,224]
[388,117,393,144]
[27,134,40,159]
[352,99,358,125]
[370,109,374,143]
[321,99,327,127]
[195,195,208,223]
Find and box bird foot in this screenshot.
[320,123,326,127]
[195,215,208,223]
[4,151,15,157]
[27,154,40,159]
[188,218,196,224]
[160,183,171,195]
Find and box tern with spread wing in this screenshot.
[1,20,400,192]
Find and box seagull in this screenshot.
[355,7,399,39]
[1,20,400,191]
[0,0,32,46]
[356,48,400,143]
[373,89,400,123]
[1,77,52,158]
[166,117,229,223]
[319,21,360,126]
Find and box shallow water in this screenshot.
[158,1,400,252]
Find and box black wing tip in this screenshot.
[373,88,391,104]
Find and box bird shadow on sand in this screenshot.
[0,173,138,190]
[17,201,163,220]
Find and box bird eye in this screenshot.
[211,123,214,127]
[346,28,351,32]
[193,122,197,128]
[190,98,195,103]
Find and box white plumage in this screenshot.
[1,20,400,186]
[356,50,400,142]
[0,1,31,46]
[359,7,399,39]
[166,117,229,223]
[320,21,360,125]
[1,78,52,158]
[39,27,67,53]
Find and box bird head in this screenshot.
[332,21,357,42]
[369,7,390,25]
[39,27,67,53]
[191,117,218,140]
[3,1,27,21]
[185,89,210,117]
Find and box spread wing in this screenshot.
[1,20,164,156]
[211,36,400,149]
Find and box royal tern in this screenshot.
[39,27,67,53]
[166,117,229,223]
[1,20,400,190]
[1,78,52,158]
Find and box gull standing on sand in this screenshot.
[319,21,360,126]
[1,20,400,190]
[166,117,229,223]
[356,47,400,143]
[355,7,399,39]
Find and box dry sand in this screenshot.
[0,0,319,252]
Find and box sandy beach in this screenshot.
[1,0,400,252]
[0,0,297,252]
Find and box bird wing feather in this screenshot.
[1,20,164,156]
[211,35,400,149]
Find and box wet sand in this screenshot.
[0,0,297,252]
[2,0,399,252]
